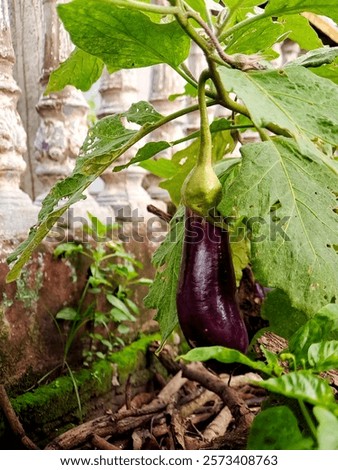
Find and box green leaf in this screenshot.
[287,47,338,68]
[279,14,322,50]
[218,66,338,149]
[260,345,284,376]
[313,406,338,450]
[289,304,338,361]
[115,141,172,172]
[117,324,130,335]
[185,0,210,23]
[310,60,338,85]
[6,101,164,281]
[144,208,185,346]
[45,48,104,94]
[225,18,285,56]
[124,298,139,315]
[247,406,313,450]
[106,294,135,321]
[218,138,338,319]
[261,289,308,339]
[140,157,177,179]
[253,371,335,407]
[109,307,133,323]
[122,101,163,126]
[180,345,273,375]
[57,0,191,72]
[56,307,78,321]
[264,0,338,23]
[308,340,338,372]
[53,242,84,258]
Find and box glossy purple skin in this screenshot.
[177,209,249,353]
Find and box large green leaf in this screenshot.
[310,60,338,85]
[218,138,338,319]
[313,407,338,450]
[180,345,273,375]
[253,371,335,407]
[287,47,338,68]
[6,102,164,282]
[144,208,185,346]
[261,289,308,339]
[247,406,313,450]
[57,0,190,72]
[308,340,338,372]
[265,0,338,23]
[279,14,322,50]
[45,48,104,93]
[288,304,338,361]
[218,66,338,150]
[224,18,285,56]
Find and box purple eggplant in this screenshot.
[177,209,249,353]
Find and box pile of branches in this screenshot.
[1,343,266,450]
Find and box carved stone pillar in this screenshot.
[97,68,155,220]
[0,0,38,242]
[9,0,44,199]
[96,69,138,215]
[145,63,185,204]
[281,39,301,65]
[34,0,108,225]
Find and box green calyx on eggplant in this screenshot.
[181,163,222,217]
[181,70,221,217]
[176,208,249,353]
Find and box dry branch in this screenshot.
[0,384,39,450]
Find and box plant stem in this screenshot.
[109,0,179,15]
[219,11,268,42]
[197,70,212,166]
[217,0,243,38]
[208,59,249,116]
[174,1,213,58]
[174,65,199,90]
[298,399,317,441]
[171,123,254,147]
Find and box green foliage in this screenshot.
[247,406,313,450]
[5,0,338,450]
[54,214,146,364]
[45,48,104,94]
[57,0,191,74]
[219,137,338,320]
[181,305,338,449]
[218,66,338,151]
[144,208,185,347]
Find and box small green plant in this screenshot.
[180,303,338,450]
[54,213,150,366]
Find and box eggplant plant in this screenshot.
[5,0,338,450]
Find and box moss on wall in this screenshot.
[0,333,160,447]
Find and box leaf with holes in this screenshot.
[218,137,338,328]
[144,208,185,346]
[6,101,164,282]
[218,66,338,152]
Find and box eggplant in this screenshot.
[177,208,249,353]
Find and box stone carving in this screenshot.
[145,63,185,204]
[97,68,157,220]
[34,0,108,225]
[0,0,38,242]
